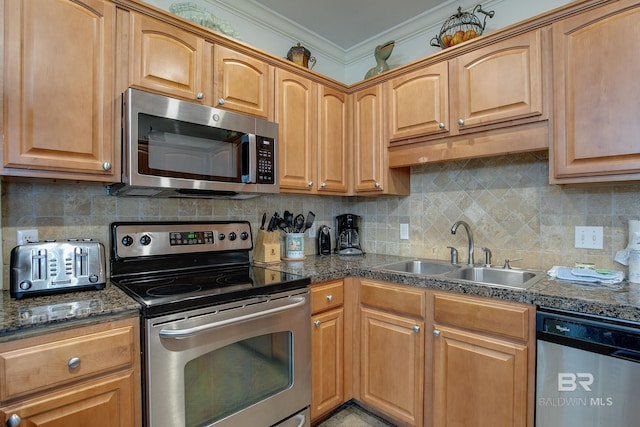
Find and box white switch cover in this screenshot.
[575,226,603,249]
[400,223,409,240]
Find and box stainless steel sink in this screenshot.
[374,259,460,275]
[444,266,544,289]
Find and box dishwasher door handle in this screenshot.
[159,296,306,339]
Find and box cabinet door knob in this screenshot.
[196,92,204,100]
[314,320,321,327]
[321,182,327,188]
[68,357,81,369]
[218,98,225,105]
[374,182,380,189]
[438,122,445,129]
[6,414,21,427]
[413,325,421,333]
[102,162,112,171]
[308,181,314,188]
[326,294,333,302]
[458,119,465,126]
[433,329,441,337]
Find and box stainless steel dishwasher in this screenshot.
[536,308,640,426]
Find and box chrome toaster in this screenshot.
[10,240,106,299]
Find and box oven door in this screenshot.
[145,289,311,427]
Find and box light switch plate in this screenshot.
[400,223,409,240]
[575,226,603,249]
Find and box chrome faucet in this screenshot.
[451,220,474,266]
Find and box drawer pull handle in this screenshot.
[326,295,333,302]
[314,320,321,327]
[68,357,81,369]
[7,414,21,427]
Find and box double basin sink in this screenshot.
[373,259,544,290]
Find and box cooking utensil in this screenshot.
[284,211,294,230]
[293,214,305,233]
[278,219,290,233]
[260,212,267,230]
[302,211,315,232]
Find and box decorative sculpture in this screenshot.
[364,40,395,79]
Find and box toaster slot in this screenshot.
[31,249,48,281]
[75,246,88,277]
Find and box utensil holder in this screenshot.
[284,233,305,259]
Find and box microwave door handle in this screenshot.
[158,296,306,339]
[241,134,257,183]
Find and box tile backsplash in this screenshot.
[3,151,639,286]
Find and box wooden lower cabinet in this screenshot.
[358,280,425,426]
[310,280,347,421]
[431,292,535,427]
[360,308,424,426]
[0,317,141,427]
[432,325,529,427]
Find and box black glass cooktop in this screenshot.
[111,264,310,317]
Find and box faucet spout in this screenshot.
[451,220,475,266]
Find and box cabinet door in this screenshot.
[311,308,344,420]
[3,0,116,178]
[432,325,529,427]
[386,62,449,140]
[275,69,316,192]
[214,45,272,119]
[318,85,349,193]
[552,0,640,182]
[452,30,543,131]
[360,308,424,426]
[130,12,211,103]
[352,86,385,193]
[1,371,137,427]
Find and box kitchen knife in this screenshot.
[260,212,267,230]
[266,212,278,232]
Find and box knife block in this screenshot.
[253,230,281,264]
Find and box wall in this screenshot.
[145,0,573,85]
[3,153,639,286]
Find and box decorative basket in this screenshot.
[430,5,494,49]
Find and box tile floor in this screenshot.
[315,402,395,427]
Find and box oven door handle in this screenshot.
[158,296,306,339]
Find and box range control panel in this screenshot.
[111,222,252,259]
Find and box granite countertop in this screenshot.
[0,283,140,342]
[2,253,639,341]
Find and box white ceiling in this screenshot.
[250,0,449,49]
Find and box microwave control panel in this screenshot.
[257,137,275,184]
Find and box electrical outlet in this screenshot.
[575,226,603,249]
[400,223,409,240]
[17,229,39,245]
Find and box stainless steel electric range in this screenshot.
[109,221,311,427]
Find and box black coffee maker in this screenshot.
[335,214,363,255]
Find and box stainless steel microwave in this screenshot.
[107,88,278,199]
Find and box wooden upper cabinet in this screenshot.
[386,62,449,141]
[3,0,117,179]
[451,29,544,131]
[352,86,410,195]
[214,45,272,119]
[317,85,349,193]
[551,0,640,183]
[276,69,316,192]
[129,11,211,103]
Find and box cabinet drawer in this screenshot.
[433,293,531,342]
[360,280,425,319]
[0,320,136,401]
[311,280,344,314]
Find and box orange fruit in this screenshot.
[463,29,478,41]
